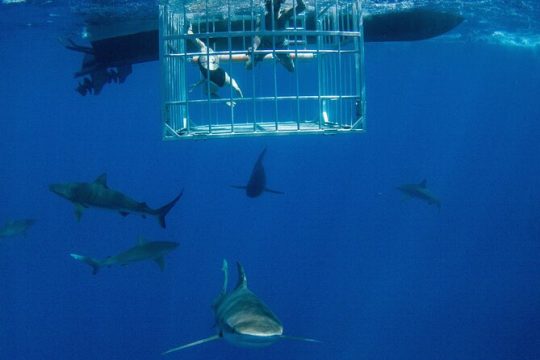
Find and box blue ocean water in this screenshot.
[1,1,540,359]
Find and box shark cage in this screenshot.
[159,0,365,139]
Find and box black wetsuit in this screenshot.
[251,0,306,70]
[198,58,226,87]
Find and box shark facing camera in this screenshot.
[163,260,318,354]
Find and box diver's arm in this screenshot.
[187,25,208,51]
[194,37,207,51]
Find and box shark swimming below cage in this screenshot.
[159,0,365,140]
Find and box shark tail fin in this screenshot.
[70,253,101,275]
[156,190,184,229]
[162,335,220,355]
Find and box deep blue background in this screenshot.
[1,25,539,360]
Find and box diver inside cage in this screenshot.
[246,0,306,72]
[186,24,244,107]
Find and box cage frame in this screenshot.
[159,0,366,140]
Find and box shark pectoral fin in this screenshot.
[70,253,101,275]
[119,211,129,217]
[280,335,321,343]
[74,203,85,221]
[230,185,247,190]
[162,335,220,355]
[264,188,284,195]
[154,256,166,271]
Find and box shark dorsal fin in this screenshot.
[419,179,427,188]
[95,173,108,188]
[235,262,248,289]
[213,259,229,308]
[256,147,268,165]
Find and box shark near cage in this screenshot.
[159,0,365,140]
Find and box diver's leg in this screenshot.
[279,0,306,24]
[277,53,295,72]
[224,72,243,98]
[189,78,206,93]
[202,82,223,99]
[246,35,262,70]
[246,37,271,70]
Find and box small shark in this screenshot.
[49,173,182,228]
[0,219,36,239]
[163,260,318,355]
[70,236,179,275]
[232,148,283,197]
[397,179,441,208]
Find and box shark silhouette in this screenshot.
[163,260,318,354]
[232,148,283,197]
[49,173,182,228]
[397,179,441,209]
[70,236,179,275]
[0,219,35,239]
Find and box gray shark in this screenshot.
[0,219,36,239]
[231,148,283,197]
[397,179,441,208]
[70,236,179,274]
[163,260,317,355]
[49,173,182,228]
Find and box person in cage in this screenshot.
[245,0,306,72]
[186,24,244,106]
